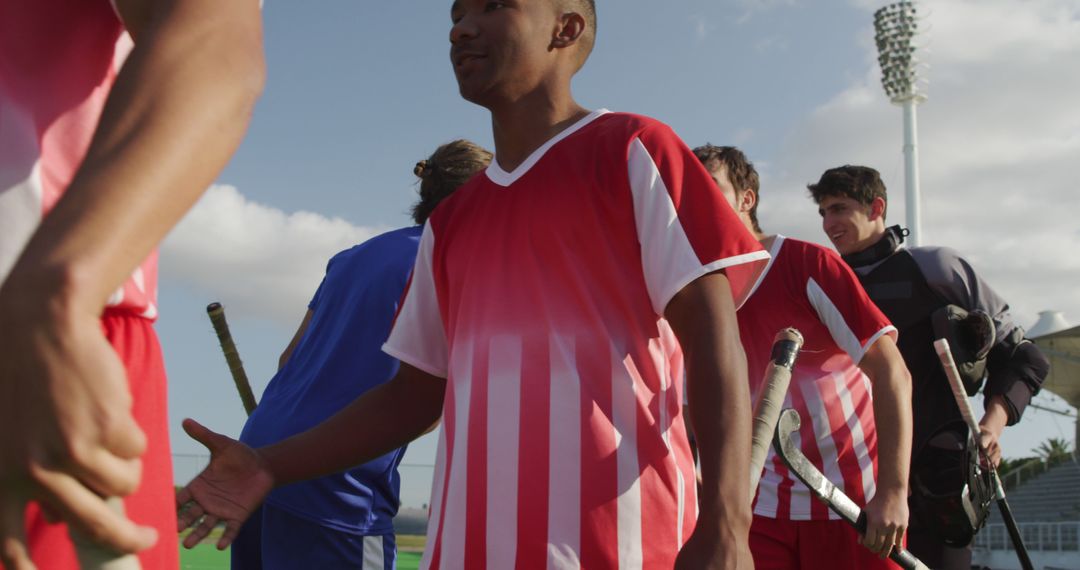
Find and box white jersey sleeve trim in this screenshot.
[382,223,449,378]
[807,277,896,364]
[627,137,770,315]
[856,326,898,365]
[742,235,784,303]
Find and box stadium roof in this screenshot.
[1032,324,1080,408]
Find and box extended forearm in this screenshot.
[668,272,753,533]
[863,341,912,495]
[980,396,1009,438]
[261,370,445,486]
[871,380,911,495]
[6,1,264,313]
[687,339,753,526]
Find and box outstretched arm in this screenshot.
[667,271,754,570]
[0,0,263,564]
[857,335,912,558]
[177,363,445,549]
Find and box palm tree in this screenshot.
[1034,437,1073,466]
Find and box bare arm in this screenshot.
[857,335,912,556]
[0,0,263,562]
[977,395,1010,468]
[177,363,445,548]
[12,0,264,307]
[279,310,314,370]
[667,271,754,569]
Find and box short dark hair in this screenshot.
[807,165,888,219]
[411,139,492,224]
[692,144,762,233]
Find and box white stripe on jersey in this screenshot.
[614,354,643,569]
[834,370,878,504]
[362,535,385,570]
[439,344,473,569]
[419,424,448,570]
[0,166,41,283]
[383,224,448,377]
[548,335,582,569]
[487,336,521,570]
[804,375,845,521]
[627,138,708,316]
[650,330,686,547]
[807,277,865,363]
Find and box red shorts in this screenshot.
[750,514,901,570]
[16,311,178,570]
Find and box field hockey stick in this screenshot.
[934,338,1034,570]
[748,327,803,499]
[774,409,930,570]
[206,302,257,416]
[68,497,141,569]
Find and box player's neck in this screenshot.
[488,87,588,173]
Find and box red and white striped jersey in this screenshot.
[0,0,158,319]
[739,236,896,520]
[384,110,769,569]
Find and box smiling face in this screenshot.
[449,0,558,107]
[448,0,591,109]
[817,195,885,255]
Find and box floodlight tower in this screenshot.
[874,1,926,246]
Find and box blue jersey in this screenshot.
[239,225,422,535]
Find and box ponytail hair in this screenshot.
[412,139,493,224]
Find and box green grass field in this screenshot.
[179,533,424,569]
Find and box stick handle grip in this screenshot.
[207,302,258,416]
[70,497,141,569]
[933,338,981,436]
[749,328,803,498]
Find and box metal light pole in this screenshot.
[874,1,927,246]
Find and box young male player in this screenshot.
[808,165,1048,569]
[230,141,491,570]
[0,0,263,568]
[693,146,912,569]
[178,2,769,567]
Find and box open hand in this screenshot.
[175,419,273,550]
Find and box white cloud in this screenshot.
[690,14,713,42]
[160,185,387,325]
[759,0,1080,330]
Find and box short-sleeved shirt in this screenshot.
[240,226,421,535]
[383,110,769,570]
[0,0,157,318]
[738,236,896,521]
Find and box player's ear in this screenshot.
[551,11,585,49]
[869,196,886,221]
[740,189,758,215]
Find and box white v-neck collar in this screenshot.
[744,234,785,301]
[484,108,610,187]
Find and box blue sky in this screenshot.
[159,1,1080,508]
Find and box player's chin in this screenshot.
[457,83,489,106]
